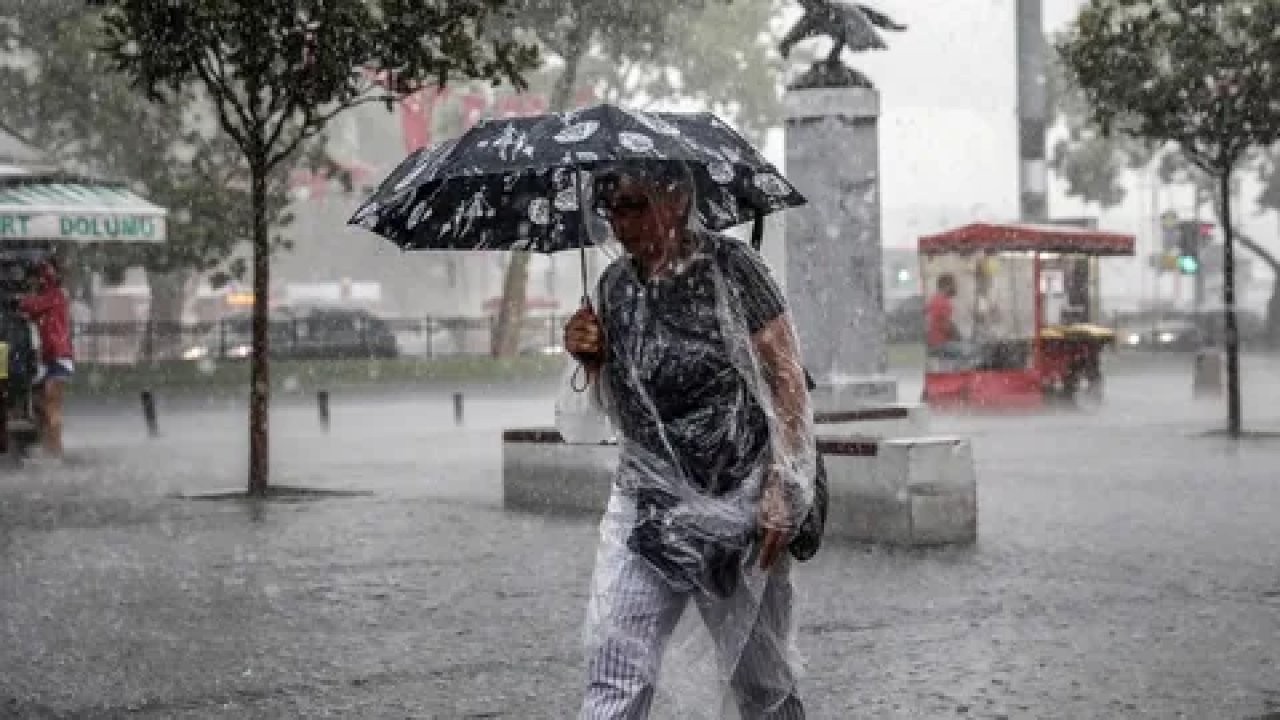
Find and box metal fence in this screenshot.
[70,315,569,365]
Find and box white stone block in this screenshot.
[502,430,616,514]
[821,435,976,546]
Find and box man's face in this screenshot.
[597,175,688,258]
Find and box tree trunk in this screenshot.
[1219,169,1241,437]
[248,162,271,494]
[491,21,590,356]
[145,268,189,361]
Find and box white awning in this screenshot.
[0,176,167,244]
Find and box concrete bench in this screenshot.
[818,435,976,546]
[502,426,977,546]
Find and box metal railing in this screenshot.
[70,315,568,365]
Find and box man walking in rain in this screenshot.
[563,161,817,719]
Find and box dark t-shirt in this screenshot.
[598,233,785,496]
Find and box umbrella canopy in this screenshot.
[348,104,804,254]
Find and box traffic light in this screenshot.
[1175,221,1211,275]
[1160,211,1180,250]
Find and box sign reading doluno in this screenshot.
[0,212,165,242]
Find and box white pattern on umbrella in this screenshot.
[481,124,536,161]
[719,145,744,164]
[631,111,681,136]
[554,187,579,211]
[394,148,445,191]
[753,172,791,197]
[708,162,735,184]
[444,190,496,239]
[407,201,433,229]
[554,121,600,143]
[528,197,551,225]
[619,132,656,154]
[351,202,379,224]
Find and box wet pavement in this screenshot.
[3,353,1280,718]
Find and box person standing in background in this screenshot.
[19,259,73,459]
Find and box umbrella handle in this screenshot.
[751,212,764,252]
[579,244,591,311]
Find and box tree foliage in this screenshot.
[1057,0,1280,176]
[94,0,539,492]
[96,0,538,173]
[1047,45,1151,210]
[0,1,292,292]
[588,0,785,145]
[1051,5,1280,348]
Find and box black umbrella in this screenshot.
[348,104,804,291]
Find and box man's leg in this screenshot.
[41,378,63,457]
[702,562,805,720]
[581,548,687,720]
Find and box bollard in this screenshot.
[453,392,464,426]
[1193,348,1224,397]
[0,382,8,455]
[140,390,159,437]
[317,390,330,432]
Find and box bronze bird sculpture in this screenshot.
[779,0,907,63]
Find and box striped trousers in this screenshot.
[580,544,805,719]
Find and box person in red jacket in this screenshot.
[19,259,73,457]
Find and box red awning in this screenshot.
[918,222,1135,256]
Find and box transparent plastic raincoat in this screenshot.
[568,162,818,719]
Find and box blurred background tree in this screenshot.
[0,0,301,359]
[1049,35,1280,349]
[93,0,538,493]
[1057,0,1280,436]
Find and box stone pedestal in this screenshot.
[784,86,896,407]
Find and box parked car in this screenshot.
[1117,320,1203,351]
[183,306,398,361]
[1117,307,1265,351]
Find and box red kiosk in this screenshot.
[917,222,1135,410]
